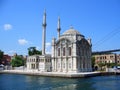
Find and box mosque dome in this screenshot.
[63,27,80,35]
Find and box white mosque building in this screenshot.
[26,10,92,73]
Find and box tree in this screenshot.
[0,50,4,64]
[106,63,116,68]
[11,56,25,67]
[28,47,42,56]
[98,62,106,71]
[91,56,95,69]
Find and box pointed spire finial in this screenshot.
[42,9,47,27]
[57,16,61,39]
[57,16,61,31]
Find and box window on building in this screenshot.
[103,57,104,59]
[100,57,102,60]
[58,48,60,56]
[68,47,71,56]
[118,61,120,63]
[31,64,35,69]
[36,59,38,62]
[105,56,106,59]
[63,47,65,56]
[110,56,113,58]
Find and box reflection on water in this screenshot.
[92,76,120,90]
[53,84,77,90]
[0,74,120,90]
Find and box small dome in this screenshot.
[63,27,80,35]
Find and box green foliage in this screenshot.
[106,63,116,68]
[91,56,95,68]
[28,47,42,56]
[0,50,4,59]
[0,50,4,64]
[98,62,105,67]
[117,64,120,66]
[98,62,116,69]
[11,56,25,67]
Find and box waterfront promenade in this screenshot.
[0,70,100,78]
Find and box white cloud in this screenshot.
[4,24,12,30]
[18,39,28,45]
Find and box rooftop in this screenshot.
[63,26,80,35]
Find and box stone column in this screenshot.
[52,38,56,71]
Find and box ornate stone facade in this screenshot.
[52,27,92,72]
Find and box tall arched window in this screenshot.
[58,48,60,56]
[68,47,71,56]
[63,47,65,56]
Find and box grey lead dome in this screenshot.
[63,27,81,35]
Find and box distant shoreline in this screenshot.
[0,70,120,78]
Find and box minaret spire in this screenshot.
[42,9,47,27]
[42,9,47,55]
[57,16,61,39]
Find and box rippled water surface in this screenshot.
[0,74,120,90]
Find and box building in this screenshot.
[26,10,92,73]
[26,10,52,72]
[116,54,120,64]
[1,54,11,66]
[94,53,120,70]
[94,54,120,64]
[0,54,11,70]
[26,55,51,71]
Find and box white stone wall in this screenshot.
[26,55,52,72]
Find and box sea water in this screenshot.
[0,74,120,90]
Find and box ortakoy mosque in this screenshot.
[26,10,92,73]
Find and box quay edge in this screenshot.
[1,70,120,78]
[0,70,101,78]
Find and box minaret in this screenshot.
[57,16,61,39]
[42,9,47,55]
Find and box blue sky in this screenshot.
[0,0,120,55]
